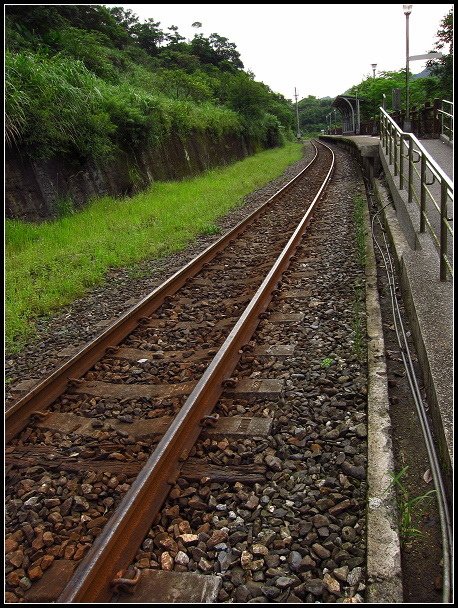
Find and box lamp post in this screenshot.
[403,4,412,132]
[333,109,337,133]
[371,64,378,133]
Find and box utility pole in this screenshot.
[294,87,301,139]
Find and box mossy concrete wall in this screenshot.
[6,130,257,221]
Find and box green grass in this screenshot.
[6,142,302,352]
[387,466,436,544]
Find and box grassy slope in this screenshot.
[6,141,302,352]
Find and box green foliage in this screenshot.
[426,8,453,99]
[320,357,334,368]
[346,70,442,120]
[51,26,123,80]
[298,96,333,133]
[5,51,116,158]
[387,467,437,544]
[5,4,294,161]
[53,196,75,219]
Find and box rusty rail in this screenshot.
[6,142,320,443]
[57,140,335,602]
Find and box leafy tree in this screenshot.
[131,18,166,56]
[190,33,243,71]
[426,8,453,99]
[166,25,185,46]
[298,96,333,133]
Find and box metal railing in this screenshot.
[438,99,453,142]
[380,107,453,281]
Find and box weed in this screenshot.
[201,223,221,236]
[387,466,436,543]
[127,164,143,190]
[53,196,75,218]
[320,357,334,368]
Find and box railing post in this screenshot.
[384,116,388,152]
[441,102,444,137]
[420,154,426,232]
[389,123,393,165]
[440,178,448,281]
[399,134,404,190]
[393,130,398,176]
[408,137,413,204]
[433,98,441,138]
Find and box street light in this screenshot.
[371,63,377,78]
[333,109,337,133]
[403,4,412,132]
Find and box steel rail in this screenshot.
[57,141,335,602]
[6,142,322,443]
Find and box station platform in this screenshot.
[418,138,453,180]
[322,134,453,183]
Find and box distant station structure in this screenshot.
[331,95,361,135]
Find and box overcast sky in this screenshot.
[105,3,453,100]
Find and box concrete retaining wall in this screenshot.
[6,130,256,221]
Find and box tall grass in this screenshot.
[6,142,302,352]
[5,50,242,159]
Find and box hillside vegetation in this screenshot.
[5,5,295,161]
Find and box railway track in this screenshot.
[6,140,340,603]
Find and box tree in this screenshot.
[426,8,453,99]
[190,33,243,71]
[131,18,166,56]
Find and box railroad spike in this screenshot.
[111,567,141,594]
[31,410,50,420]
[201,413,220,427]
[241,343,255,352]
[222,377,237,388]
[106,346,119,354]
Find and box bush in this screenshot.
[5,50,116,158]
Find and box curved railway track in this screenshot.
[6,140,335,602]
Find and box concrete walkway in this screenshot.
[419,138,453,180]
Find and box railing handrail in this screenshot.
[380,107,453,192]
[379,106,453,281]
[438,109,453,119]
[441,99,453,107]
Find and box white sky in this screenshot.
[105,3,453,100]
